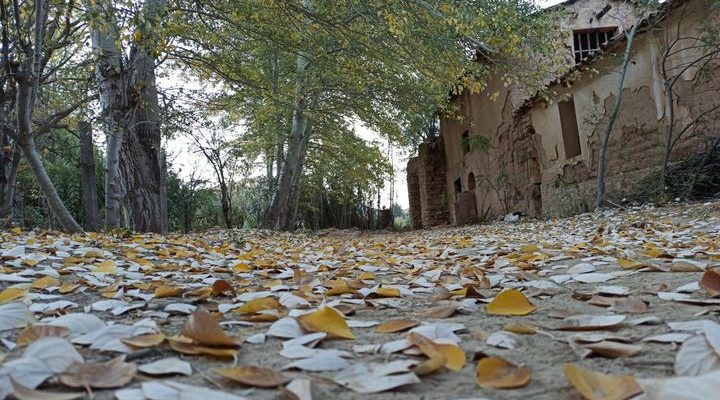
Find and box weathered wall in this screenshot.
[531,0,720,216]
[406,158,423,229]
[406,141,450,228]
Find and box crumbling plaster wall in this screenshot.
[531,0,720,216]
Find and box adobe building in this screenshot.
[407,0,720,228]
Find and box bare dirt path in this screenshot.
[1,201,719,400]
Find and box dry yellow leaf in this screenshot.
[297,306,354,339]
[409,333,465,373]
[503,324,537,335]
[154,285,185,298]
[93,260,117,273]
[236,297,282,314]
[58,282,80,294]
[486,289,536,316]
[181,310,241,347]
[376,319,420,333]
[617,258,642,269]
[563,364,641,400]
[374,286,400,298]
[168,337,238,358]
[476,357,531,389]
[31,276,59,290]
[121,332,166,348]
[0,287,27,304]
[215,366,290,387]
[17,324,70,346]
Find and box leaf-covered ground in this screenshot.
[1,201,720,400]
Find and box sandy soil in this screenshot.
[1,201,719,400]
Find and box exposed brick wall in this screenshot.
[405,140,450,228]
[406,157,423,229]
[453,191,478,225]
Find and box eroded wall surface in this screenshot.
[531,0,720,216]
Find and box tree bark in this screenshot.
[16,82,82,233]
[90,0,126,229]
[596,21,640,209]
[120,0,168,233]
[263,52,311,230]
[79,121,99,231]
[13,0,82,233]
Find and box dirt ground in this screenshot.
[1,201,720,400]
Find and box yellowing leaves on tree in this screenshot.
[486,289,536,316]
[297,306,354,339]
[563,363,642,400]
[476,357,531,389]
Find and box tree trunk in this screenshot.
[13,0,82,233]
[16,84,82,233]
[596,21,640,209]
[219,182,232,229]
[90,0,126,229]
[263,54,311,230]
[79,121,99,230]
[0,148,20,219]
[121,0,168,233]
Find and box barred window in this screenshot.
[573,28,616,64]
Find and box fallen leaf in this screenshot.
[60,356,136,389]
[283,355,351,372]
[211,280,236,297]
[136,380,248,400]
[418,303,459,319]
[10,379,83,400]
[0,287,27,304]
[297,307,354,340]
[215,366,290,387]
[699,269,720,297]
[476,357,531,389]
[563,363,641,400]
[120,332,166,348]
[637,370,720,400]
[154,285,185,298]
[334,360,420,393]
[17,325,70,346]
[609,297,648,314]
[580,341,642,358]
[236,297,282,314]
[283,378,312,400]
[376,319,420,333]
[503,323,537,335]
[0,303,34,331]
[181,310,241,347]
[485,289,536,316]
[138,357,192,376]
[168,338,239,358]
[557,315,626,331]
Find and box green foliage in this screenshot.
[14,130,104,229]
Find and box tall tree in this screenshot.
[89,0,168,232]
[1,0,86,233]
[171,0,564,230]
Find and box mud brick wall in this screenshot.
[453,191,478,225]
[406,157,423,229]
[406,141,450,229]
